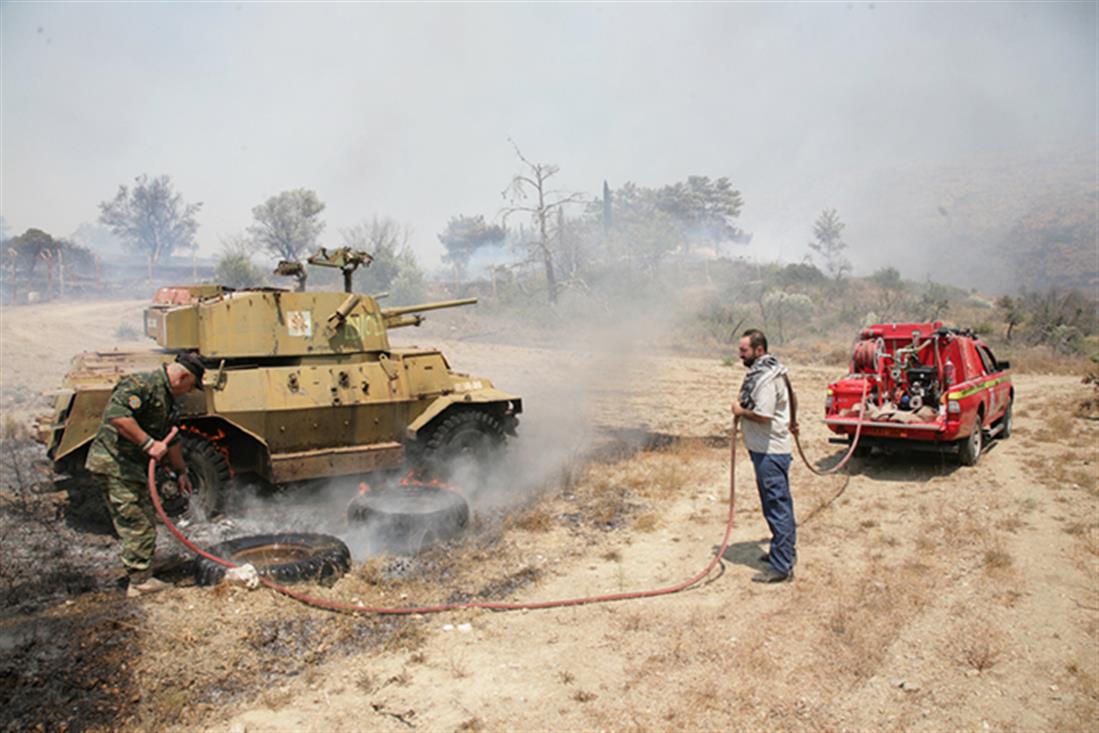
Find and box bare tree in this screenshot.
[98,174,202,279]
[342,217,426,301]
[500,140,585,303]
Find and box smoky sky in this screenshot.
[1,2,1094,278]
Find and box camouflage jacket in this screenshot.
[85,366,178,482]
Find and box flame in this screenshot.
[180,423,234,476]
[399,468,464,496]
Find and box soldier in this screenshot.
[85,352,205,597]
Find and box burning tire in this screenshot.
[194,532,351,586]
[181,433,230,518]
[347,485,470,554]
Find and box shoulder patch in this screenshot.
[128,395,142,410]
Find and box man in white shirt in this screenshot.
[731,329,798,583]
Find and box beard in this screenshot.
[741,355,755,367]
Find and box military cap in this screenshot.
[175,352,206,390]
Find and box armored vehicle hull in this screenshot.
[39,284,521,514]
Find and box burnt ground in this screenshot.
[1,300,1097,732]
[0,428,664,733]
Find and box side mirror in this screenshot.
[996,360,1011,371]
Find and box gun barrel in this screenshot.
[381,297,477,318]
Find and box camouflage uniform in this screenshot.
[86,365,178,573]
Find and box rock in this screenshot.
[901,681,921,692]
[457,623,473,633]
[442,624,454,632]
[224,563,260,590]
[889,678,905,688]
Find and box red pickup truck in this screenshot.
[824,322,1013,465]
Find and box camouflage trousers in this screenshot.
[96,473,157,573]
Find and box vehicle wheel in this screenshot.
[958,416,984,466]
[181,433,230,518]
[846,433,871,458]
[347,485,470,555]
[194,532,351,586]
[999,400,1013,440]
[420,409,505,480]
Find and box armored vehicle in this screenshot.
[37,251,521,515]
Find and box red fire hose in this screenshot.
[149,426,737,615]
[150,381,867,615]
[788,376,870,477]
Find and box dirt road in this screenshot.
[1,299,1096,732]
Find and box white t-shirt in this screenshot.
[741,374,792,455]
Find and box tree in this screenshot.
[918,281,951,321]
[655,175,749,255]
[808,208,851,281]
[214,234,266,289]
[248,189,326,262]
[501,141,585,303]
[760,290,814,345]
[98,174,202,279]
[995,295,1024,341]
[437,214,505,284]
[601,182,683,275]
[3,228,94,300]
[868,266,908,319]
[342,217,426,303]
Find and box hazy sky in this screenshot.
[2,1,1094,272]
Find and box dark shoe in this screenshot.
[751,568,794,583]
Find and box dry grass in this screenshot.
[446,653,469,679]
[956,630,1004,673]
[632,512,659,532]
[983,547,1014,572]
[996,513,1026,533]
[1031,413,1076,443]
[1024,447,1099,496]
[511,505,555,532]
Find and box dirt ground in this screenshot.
[1,298,1097,732]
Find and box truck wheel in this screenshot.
[422,410,505,479]
[958,418,984,466]
[347,485,470,554]
[181,433,230,518]
[999,400,1013,439]
[194,532,351,586]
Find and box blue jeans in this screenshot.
[749,451,796,574]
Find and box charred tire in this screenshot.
[420,409,505,479]
[194,532,351,586]
[958,414,984,467]
[347,486,470,554]
[181,433,230,518]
